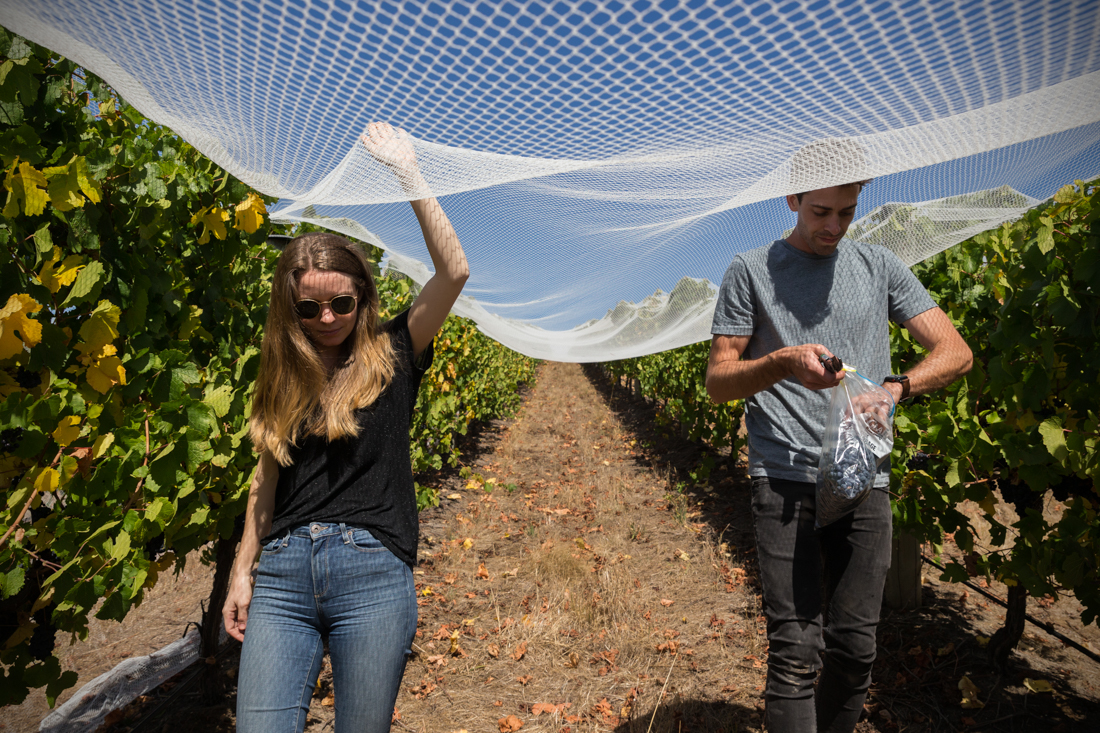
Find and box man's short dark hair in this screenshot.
[790,138,873,202]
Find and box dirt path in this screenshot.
[12,361,1100,732]
[375,361,768,732]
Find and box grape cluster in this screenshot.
[907,451,932,472]
[817,447,876,527]
[1,427,23,453]
[820,453,876,500]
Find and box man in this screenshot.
[705,140,972,732]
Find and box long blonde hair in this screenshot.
[250,232,397,465]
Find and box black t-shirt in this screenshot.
[263,310,433,566]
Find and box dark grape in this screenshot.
[1,427,23,453]
[15,368,42,390]
[907,451,932,471]
[817,446,876,527]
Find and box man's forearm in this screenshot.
[706,350,790,403]
[899,337,973,398]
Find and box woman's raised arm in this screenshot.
[360,122,469,359]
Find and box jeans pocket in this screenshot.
[260,535,286,555]
[347,528,388,553]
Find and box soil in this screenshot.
[8,362,1100,732]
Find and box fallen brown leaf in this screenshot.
[512,641,528,661]
[517,675,533,685]
[477,563,490,579]
[488,643,500,658]
[498,714,524,732]
[660,599,674,606]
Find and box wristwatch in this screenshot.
[883,374,910,400]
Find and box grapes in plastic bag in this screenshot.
[815,365,896,528]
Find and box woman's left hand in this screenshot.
[360,122,420,181]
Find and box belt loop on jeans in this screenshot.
[281,530,291,548]
[339,522,350,544]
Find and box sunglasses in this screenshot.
[294,295,358,319]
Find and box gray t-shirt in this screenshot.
[711,239,937,486]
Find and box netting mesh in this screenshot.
[2,0,1098,360]
[38,628,224,732]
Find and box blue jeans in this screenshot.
[751,477,892,733]
[236,522,417,733]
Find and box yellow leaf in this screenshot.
[0,293,43,359]
[0,370,21,398]
[465,479,481,490]
[192,205,229,244]
[978,490,997,516]
[958,675,985,709]
[74,156,101,204]
[4,621,37,650]
[1023,678,1053,693]
[975,635,990,647]
[75,300,122,361]
[233,192,267,233]
[43,156,99,211]
[462,538,474,550]
[3,160,49,217]
[34,467,59,494]
[38,248,85,293]
[52,416,82,447]
[92,432,115,459]
[937,642,955,657]
[86,354,126,394]
[178,305,212,342]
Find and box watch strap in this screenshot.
[884,374,910,400]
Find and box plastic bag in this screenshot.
[815,365,896,528]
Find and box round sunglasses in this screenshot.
[294,295,358,319]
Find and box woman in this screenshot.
[223,122,468,733]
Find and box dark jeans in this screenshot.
[750,477,892,733]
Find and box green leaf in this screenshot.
[60,259,104,307]
[187,402,217,437]
[33,222,53,257]
[203,384,234,418]
[944,460,962,488]
[1039,417,1068,461]
[95,589,128,621]
[3,565,26,599]
[45,670,79,708]
[1035,216,1055,255]
[109,530,131,561]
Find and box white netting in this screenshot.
[2,1,1098,360]
[37,627,225,732]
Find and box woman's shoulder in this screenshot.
[380,308,411,335]
[380,308,417,365]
